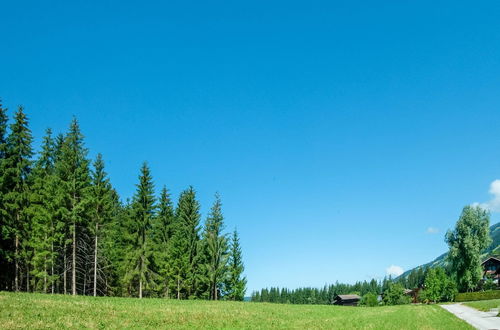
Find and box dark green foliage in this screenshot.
[420,267,457,303]
[28,128,58,293]
[251,280,383,305]
[360,292,379,307]
[151,186,175,297]
[202,193,229,300]
[446,205,491,292]
[0,100,11,290]
[0,99,243,300]
[56,119,92,295]
[3,107,33,292]
[167,187,201,299]
[123,163,157,298]
[88,154,115,296]
[225,229,246,301]
[382,282,411,306]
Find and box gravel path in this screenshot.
[441,303,500,330]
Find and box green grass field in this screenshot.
[0,292,472,329]
[463,299,500,311]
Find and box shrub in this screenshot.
[455,290,500,302]
[483,277,497,291]
[359,292,379,307]
[422,268,457,303]
[383,283,411,305]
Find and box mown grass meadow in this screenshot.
[0,292,473,329]
[463,298,500,312]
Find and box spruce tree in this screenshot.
[28,128,57,292]
[167,187,201,299]
[151,186,174,297]
[177,187,201,298]
[3,106,33,292]
[225,229,246,301]
[0,100,10,290]
[56,119,91,295]
[202,193,228,300]
[124,163,157,298]
[88,153,114,296]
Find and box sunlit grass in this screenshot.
[463,299,500,312]
[0,292,473,329]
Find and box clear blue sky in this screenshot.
[2,1,500,293]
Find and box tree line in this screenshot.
[0,101,246,300]
[251,279,386,304]
[252,204,492,305]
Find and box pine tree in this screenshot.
[28,128,57,292]
[167,187,201,299]
[177,187,201,298]
[56,119,91,295]
[3,106,33,292]
[124,163,157,298]
[88,153,114,296]
[202,193,229,300]
[225,229,246,301]
[0,100,11,290]
[151,186,174,297]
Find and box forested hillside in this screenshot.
[0,102,246,300]
[398,222,500,279]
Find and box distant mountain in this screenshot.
[398,222,500,279]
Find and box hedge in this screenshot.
[455,290,500,302]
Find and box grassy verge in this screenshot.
[463,299,500,312]
[0,292,473,329]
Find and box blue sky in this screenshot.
[2,1,500,293]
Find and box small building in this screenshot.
[333,294,361,306]
[482,256,500,282]
[404,288,421,303]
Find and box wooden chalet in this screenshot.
[482,256,500,282]
[333,294,361,306]
[404,288,421,303]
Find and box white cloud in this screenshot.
[386,265,404,277]
[427,227,439,234]
[474,180,500,212]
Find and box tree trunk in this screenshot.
[177,278,180,300]
[51,240,54,294]
[14,233,19,292]
[214,280,218,301]
[44,256,48,293]
[26,263,30,292]
[139,278,143,299]
[72,220,76,296]
[93,222,98,297]
[63,245,67,294]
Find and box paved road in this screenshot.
[441,303,500,330]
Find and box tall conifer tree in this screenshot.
[89,153,114,296]
[124,163,157,298]
[29,128,57,292]
[56,119,91,295]
[0,100,10,290]
[3,106,33,292]
[151,186,174,297]
[202,193,228,300]
[225,229,246,301]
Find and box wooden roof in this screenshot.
[335,294,361,300]
[481,256,500,265]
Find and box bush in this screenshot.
[455,290,500,302]
[359,292,379,307]
[383,283,411,305]
[422,268,457,303]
